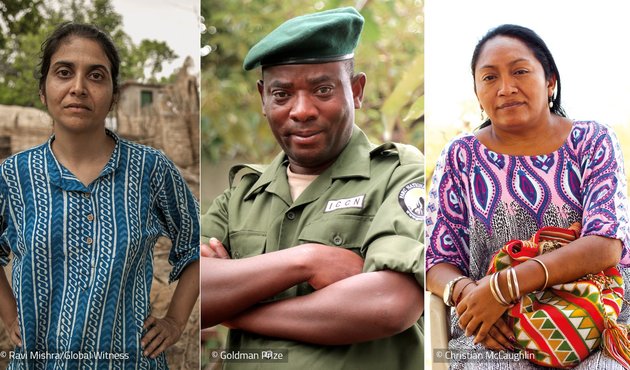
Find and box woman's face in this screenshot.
[40,36,115,135]
[474,36,555,131]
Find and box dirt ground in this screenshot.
[0,237,199,369]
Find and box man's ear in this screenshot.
[351,73,367,109]
[257,80,266,116]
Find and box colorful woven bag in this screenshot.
[487,223,630,368]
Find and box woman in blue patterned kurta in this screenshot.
[0,23,199,369]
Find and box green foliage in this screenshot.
[0,27,52,107]
[201,0,424,163]
[125,39,179,83]
[0,0,177,108]
[0,0,45,49]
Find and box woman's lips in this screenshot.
[497,101,525,110]
[64,103,91,112]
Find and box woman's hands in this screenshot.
[141,315,185,359]
[141,260,198,358]
[8,316,21,347]
[455,275,515,350]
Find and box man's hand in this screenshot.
[201,238,229,259]
[200,240,364,327]
[303,243,364,289]
[141,315,185,359]
[200,240,363,289]
[220,270,423,345]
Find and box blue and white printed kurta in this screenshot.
[0,131,199,369]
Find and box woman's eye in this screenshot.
[90,71,104,80]
[515,69,528,75]
[56,69,72,78]
[482,75,495,82]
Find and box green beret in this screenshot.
[243,7,364,71]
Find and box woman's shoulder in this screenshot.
[0,142,48,169]
[572,120,606,126]
[0,143,49,196]
[569,120,619,148]
[441,131,476,153]
[430,132,478,177]
[438,131,477,160]
[571,120,615,134]
[116,137,186,190]
[116,137,175,167]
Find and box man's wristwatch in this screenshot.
[443,276,468,307]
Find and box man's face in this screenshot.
[258,61,366,175]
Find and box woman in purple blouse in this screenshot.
[426,24,630,369]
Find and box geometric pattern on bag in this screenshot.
[487,223,625,368]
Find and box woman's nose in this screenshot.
[70,77,87,96]
[497,76,517,96]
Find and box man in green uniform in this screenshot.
[201,7,424,369]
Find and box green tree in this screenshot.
[126,39,179,83]
[0,0,177,107]
[0,0,45,50]
[200,0,424,164]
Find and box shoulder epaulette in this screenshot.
[228,164,267,187]
[370,142,424,166]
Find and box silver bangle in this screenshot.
[443,275,468,306]
[490,272,510,306]
[531,258,549,292]
[511,267,521,301]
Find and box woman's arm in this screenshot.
[426,261,471,298]
[0,267,20,347]
[225,270,423,345]
[458,235,622,344]
[427,262,513,350]
[141,260,199,359]
[515,235,621,293]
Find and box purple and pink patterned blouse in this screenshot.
[426,121,630,279]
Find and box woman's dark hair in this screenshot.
[471,24,566,129]
[38,22,121,97]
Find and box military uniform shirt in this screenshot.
[202,127,424,370]
[0,131,199,369]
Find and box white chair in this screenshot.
[429,292,451,370]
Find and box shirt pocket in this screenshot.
[298,215,373,255]
[228,230,266,259]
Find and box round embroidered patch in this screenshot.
[398,182,424,221]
